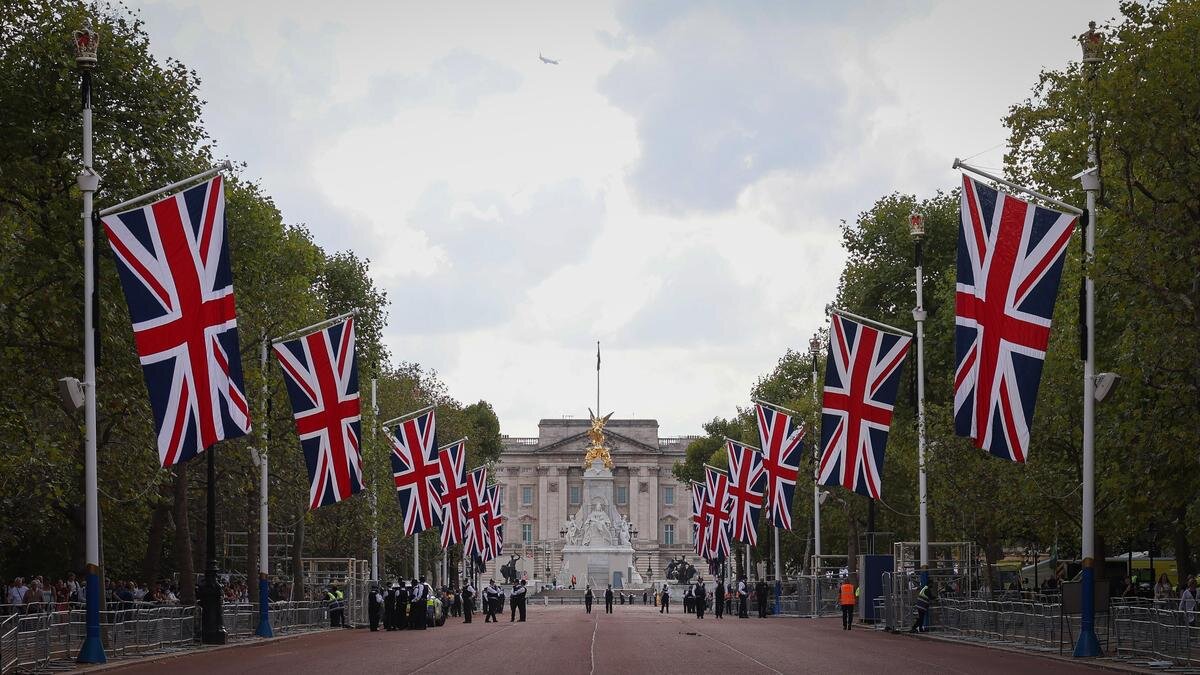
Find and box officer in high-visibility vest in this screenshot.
[910,581,931,633]
[839,576,860,630]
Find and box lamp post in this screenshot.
[199,442,226,643]
[73,19,105,665]
[1074,19,1103,659]
[909,210,930,583]
[810,336,822,568]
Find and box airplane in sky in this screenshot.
[539,52,560,65]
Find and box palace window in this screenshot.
[663,523,675,545]
[521,523,533,545]
[616,485,628,505]
[521,486,533,506]
[662,486,675,506]
[569,485,581,505]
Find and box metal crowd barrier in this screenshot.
[1111,602,1198,667]
[0,601,333,674]
[933,598,1066,653]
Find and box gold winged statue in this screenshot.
[583,409,614,470]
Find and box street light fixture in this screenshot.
[909,209,930,578]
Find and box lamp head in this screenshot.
[1095,372,1120,403]
[908,211,926,240]
[1079,21,1103,64]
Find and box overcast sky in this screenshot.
[129,0,1120,436]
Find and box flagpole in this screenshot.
[73,19,105,665]
[909,212,930,582]
[371,378,379,585]
[1074,20,1103,659]
[829,308,913,337]
[255,338,273,637]
[97,162,232,217]
[414,532,420,580]
[381,404,436,430]
[269,308,361,345]
[810,336,822,618]
[596,341,601,415]
[953,159,1084,216]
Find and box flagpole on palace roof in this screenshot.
[73,18,105,665]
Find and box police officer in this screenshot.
[368,584,382,631]
[604,584,614,614]
[683,584,693,613]
[514,580,528,621]
[510,581,521,621]
[396,581,409,630]
[409,577,427,630]
[384,583,397,630]
[325,584,342,627]
[714,578,725,620]
[737,576,749,618]
[910,581,932,633]
[483,579,501,623]
[462,580,475,623]
[694,577,707,619]
[659,583,671,614]
[584,585,594,614]
[756,579,769,618]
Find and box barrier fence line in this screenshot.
[0,601,338,674]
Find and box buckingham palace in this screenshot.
[483,417,701,586]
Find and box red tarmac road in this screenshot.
[95,605,1111,674]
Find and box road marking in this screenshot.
[589,610,599,675]
[410,623,515,674]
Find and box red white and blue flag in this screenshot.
[435,438,468,548]
[754,402,805,530]
[389,408,442,535]
[819,313,911,499]
[956,175,1076,462]
[703,465,732,560]
[100,175,250,467]
[485,484,504,561]
[273,317,363,510]
[690,481,708,557]
[462,467,491,559]
[725,440,767,545]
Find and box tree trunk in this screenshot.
[173,464,195,605]
[291,506,306,601]
[1174,506,1195,579]
[141,483,172,584]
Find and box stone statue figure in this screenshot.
[665,556,696,583]
[500,554,522,584]
[564,514,580,545]
[615,514,630,546]
[583,409,615,470]
[581,502,614,546]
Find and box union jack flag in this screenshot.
[435,439,468,548]
[100,175,250,467]
[485,484,504,561]
[703,465,732,560]
[389,408,442,535]
[725,440,767,545]
[273,318,362,510]
[462,468,490,559]
[690,481,708,557]
[818,313,911,499]
[754,402,805,530]
[956,175,1076,462]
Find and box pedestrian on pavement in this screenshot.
[1180,578,1199,626]
[737,576,749,618]
[1154,573,1173,602]
[604,584,614,614]
[409,578,427,630]
[515,580,528,622]
[643,590,648,605]
[484,580,501,623]
[840,576,859,630]
[714,579,725,620]
[660,583,671,614]
[368,585,382,631]
[462,581,475,623]
[756,579,769,618]
[910,581,932,633]
[683,584,693,614]
[694,578,707,619]
[584,585,594,614]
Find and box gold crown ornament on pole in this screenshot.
[74,20,99,69]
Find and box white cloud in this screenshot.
[126,0,1123,436]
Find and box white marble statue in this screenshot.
[564,514,580,545]
[581,502,614,546]
[616,514,630,546]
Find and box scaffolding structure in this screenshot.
[301,558,370,627]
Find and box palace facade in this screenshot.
[483,418,701,585]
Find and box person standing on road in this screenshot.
[584,585,594,613]
[660,583,671,614]
[510,581,521,622]
[604,585,614,613]
[910,581,932,633]
[643,590,648,605]
[483,580,501,623]
[515,580,528,621]
[756,579,769,618]
[694,578,707,619]
[840,577,859,630]
[369,584,383,631]
[714,579,725,620]
[462,581,475,623]
[737,576,749,618]
[409,577,427,630]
